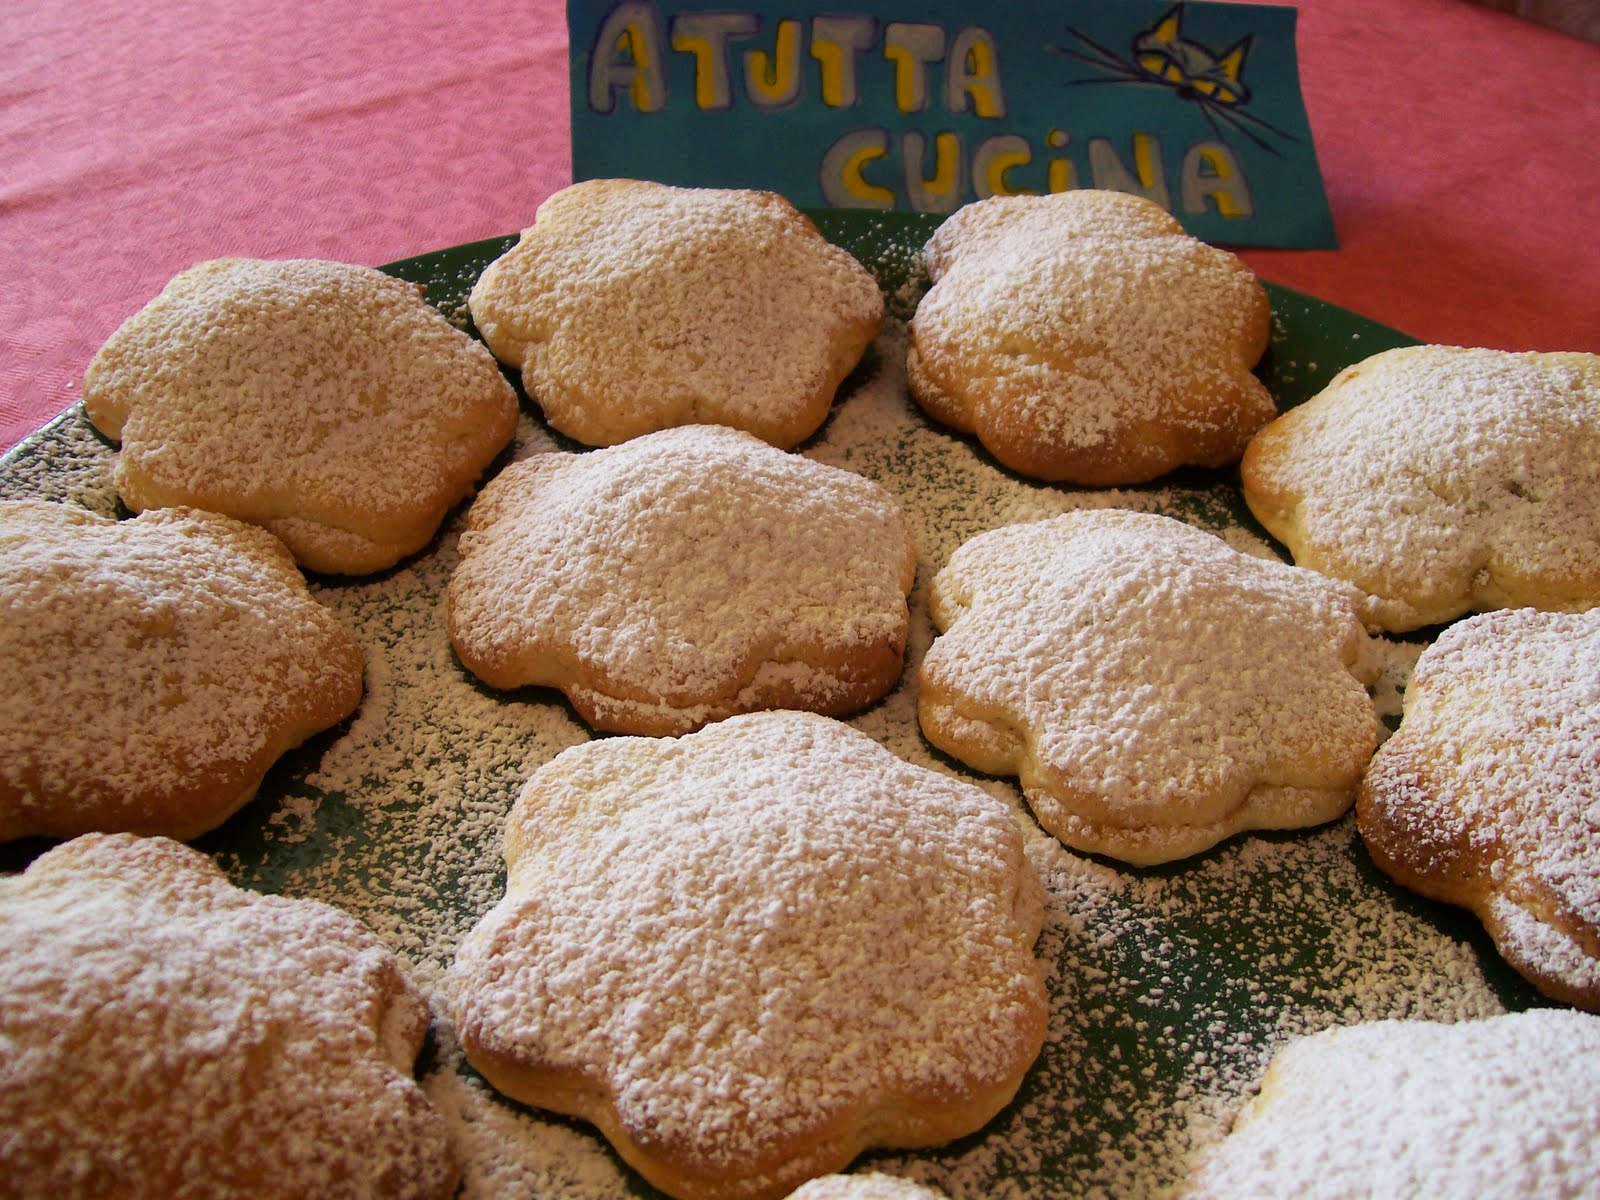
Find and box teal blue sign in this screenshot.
[568,0,1336,248]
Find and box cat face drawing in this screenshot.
[1053,4,1292,152]
[1134,8,1250,104]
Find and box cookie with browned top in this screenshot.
[1358,606,1600,1010]
[0,501,363,843]
[82,257,520,574]
[447,711,1047,1200]
[919,510,1381,865]
[0,832,458,1200]
[446,424,916,736]
[468,179,884,448]
[1242,345,1600,632]
[906,190,1273,485]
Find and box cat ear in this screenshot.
[1135,6,1186,83]
[1206,35,1253,105]
[1148,6,1184,46]
[1216,36,1253,84]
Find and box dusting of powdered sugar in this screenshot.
[79,257,519,568]
[904,191,1273,477]
[445,423,915,729]
[1243,345,1600,631]
[0,501,362,841]
[916,509,1381,864]
[448,711,1046,1194]
[0,832,458,1199]
[1176,1009,1600,1198]
[469,180,883,447]
[0,246,1532,1200]
[1360,606,1600,1003]
[788,1172,950,1199]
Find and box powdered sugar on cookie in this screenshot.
[469,179,883,449]
[448,711,1047,1200]
[0,501,363,842]
[0,832,457,1200]
[1242,345,1600,631]
[786,1173,950,1199]
[906,190,1273,485]
[447,425,916,735]
[1179,1010,1600,1198]
[82,256,519,574]
[1358,606,1600,1008]
[920,510,1381,864]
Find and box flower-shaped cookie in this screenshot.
[1358,606,1600,1010]
[447,711,1047,1200]
[446,425,916,735]
[1242,345,1600,631]
[82,257,520,574]
[919,510,1381,865]
[0,501,363,842]
[906,190,1274,485]
[1,833,457,1200]
[467,179,884,448]
[1180,1011,1600,1198]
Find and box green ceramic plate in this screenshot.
[0,212,1542,1200]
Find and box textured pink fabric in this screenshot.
[1235,0,1600,356]
[2,0,1596,453]
[1,0,570,452]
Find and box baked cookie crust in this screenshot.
[447,711,1047,1200]
[468,179,884,449]
[0,501,363,843]
[919,509,1381,865]
[906,190,1273,485]
[82,257,520,575]
[1179,1011,1600,1198]
[0,833,458,1200]
[1242,345,1600,631]
[446,425,916,735]
[1358,606,1600,1010]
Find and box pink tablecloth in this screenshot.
[3,0,1597,454]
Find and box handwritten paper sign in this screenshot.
[567,0,1336,248]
